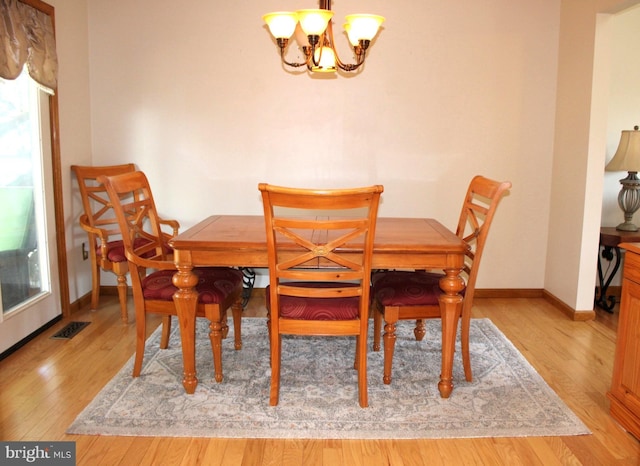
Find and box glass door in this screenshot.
[0,72,61,354]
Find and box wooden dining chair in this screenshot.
[372,175,511,384]
[72,164,136,322]
[99,170,244,380]
[71,164,180,323]
[259,183,383,408]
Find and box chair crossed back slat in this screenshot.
[260,185,383,305]
[73,164,136,242]
[455,175,512,303]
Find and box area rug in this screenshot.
[67,317,590,439]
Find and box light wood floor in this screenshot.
[1,292,639,465]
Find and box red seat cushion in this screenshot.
[266,282,360,320]
[142,267,243,303]
[372,270,465,307]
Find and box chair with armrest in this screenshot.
[99,171,243,380]
[71,164,180,323]
[259,183,383,408]
[372,175,511,384]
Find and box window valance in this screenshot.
[0,0,57,91]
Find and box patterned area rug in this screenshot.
[67,317,590,439]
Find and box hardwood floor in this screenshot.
[1,292,639,465]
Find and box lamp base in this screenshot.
[616,171,640,232]
[616,221,639,232]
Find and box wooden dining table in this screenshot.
[169,215,467,399]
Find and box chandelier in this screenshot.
[263,0,385,74]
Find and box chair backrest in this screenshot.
[72,163,136,231]
[456,175,511,305]
[98,171,174,279]
[71,164,136,252]
[259,184,383,318]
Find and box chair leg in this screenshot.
[231,296,243,350]
[357,333,369,408]
[221,313,229,339]
[269,333,281,406]
[414,319,426,341]
[461,314,472,382]
[132,308,147,377]
[266,307,272,368]
[116,271,129,323]
[160,315,171,349]
[90,261,101,311]
[373,302,382,352]
[209,316,225,383]
[382,306,399,385]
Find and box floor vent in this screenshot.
[50,321,90,340]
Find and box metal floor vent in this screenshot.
[50,321,90,340]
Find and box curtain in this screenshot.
[0,0,57,91]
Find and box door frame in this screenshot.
[20,0,69,317]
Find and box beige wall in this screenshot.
[78,0,560,292]
[44,0,92,302]
[51,0,640,308]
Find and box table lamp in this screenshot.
[605,126,640,231]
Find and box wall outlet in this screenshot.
[82,242,89,260]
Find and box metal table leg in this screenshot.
[595,245,620,312]
[240,267,256,308]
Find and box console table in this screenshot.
[596,227,640,311]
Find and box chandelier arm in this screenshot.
[301,46,315,70]
[277,39,311,68]
[308,36,323,67]
[325,20,365,72]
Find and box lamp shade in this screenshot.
[312,46,336,72]
[344,14,385,41]
[296,9,333,36]
[606,127,640,172]
[263,12,298,39]
[344,23,358,47]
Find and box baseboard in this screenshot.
[542,290,596,321]
[69,292,92,315]
[69,286,130,315]
[474,289,544,298]
[603,286,621,298]
[69,286,593,321]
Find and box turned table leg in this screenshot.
[437,268,464,398]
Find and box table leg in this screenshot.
[172,264,200,394]
[382,306,399,385]
[438,268,465,398]
[595,245,620,312]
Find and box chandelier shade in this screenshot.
[344,14,385,41]
[297,9,334,37]
[263,12,298,39]
[312,46,337,72]
[263,0,384,74]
